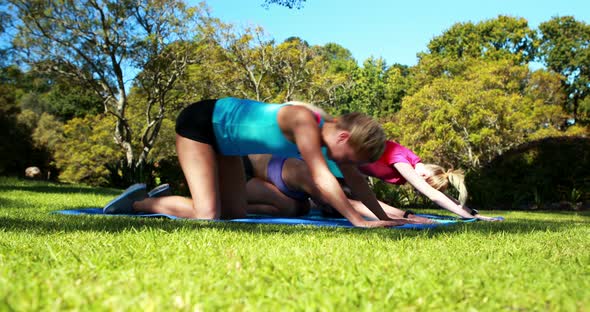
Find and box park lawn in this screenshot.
[0,177,588,311]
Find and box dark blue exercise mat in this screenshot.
[51,208,495,229]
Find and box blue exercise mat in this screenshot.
[52,208,491,229]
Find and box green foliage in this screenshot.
[345,57,389,116]
[30,112,64,177]
[124,94,182,189]
[4,66,102,121]
[53,115,123,186]
[332,58,408,118]
[468,137,590,209]
[9,0,205,182]
[426,15,536,64]
[263,0,306,9]
[0,67,51,176]
[0,110,35,175]
[319,43,356,73]
[309,43,357,112]
[411,15,537,97]
[31,113,64,153]
[0,6,11,66]
[371,179,434,209]
[383,64,410,114]
[580,96,590,121]
[538,16,590,120]
[274,37,318,102]
[391,59,568,170]
[0,65,96,178]
[42,82,102,120]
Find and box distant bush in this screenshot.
[467,136,590,210]
[0,107,52,177]
[53,115,123,186]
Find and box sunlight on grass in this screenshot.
[0,177,588,311]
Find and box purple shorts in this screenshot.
[267,156,309,201]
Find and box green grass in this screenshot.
[0,176,588,311]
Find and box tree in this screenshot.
[9,0,206,181]
[383,63,410,116]
[346,57,389,117]
[426,15,536,64]
[308,43,357,111]
[389,60,566,170]
[204,24,279,102]
[53,114,123,185]
[262,0,306,9]
[275,37,315,102]
[411,16,537,95]
[10,66,103,121]
[0,65,45,175]
[0,0,13,66]
[538,16,590,121]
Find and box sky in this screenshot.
[199,0,590,66]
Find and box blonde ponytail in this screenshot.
[424,164,468,205]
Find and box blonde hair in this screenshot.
[286,101,385,163]
[336,112,386,163]
[424,164,468,205]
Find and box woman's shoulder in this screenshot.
[280,104,318,121]
[383,140,420,164]
[383,140,407,155]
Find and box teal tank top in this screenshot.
[324,148,344,178]
[213,97,323,156]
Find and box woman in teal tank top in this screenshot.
[105,97,398,228]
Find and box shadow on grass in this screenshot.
[0,195,111,212]
[0,196,13,208]
[0,183,119,197]
[0,212,587,242]
[502,210,590,216]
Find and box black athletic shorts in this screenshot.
[175,99,220,152]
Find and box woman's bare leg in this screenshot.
[216,155,248,219]
[246,178,309,217]
[133,196,197,218]
[134,135,220,219]
[247,203,284,216]
[135,154,249,219]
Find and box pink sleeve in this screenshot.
[385,142,421,166]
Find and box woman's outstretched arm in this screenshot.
[394,162,476,218]
[395,163,501,220]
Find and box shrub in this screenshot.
[467,136,590,210]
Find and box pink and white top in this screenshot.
[359,140,421,185]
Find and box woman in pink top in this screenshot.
[241,140,501,222]
[357,140,501,221]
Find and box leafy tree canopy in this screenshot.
[388,59,567,170]
[263,0,306,9]
[425,15,536,64]
[538,16,590,120]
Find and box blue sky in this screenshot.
[201,0,589,66]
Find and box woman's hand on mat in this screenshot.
[353,220,404,228]
[408,215,436,224]
[392,217,433,225]
[475,214,503,222]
